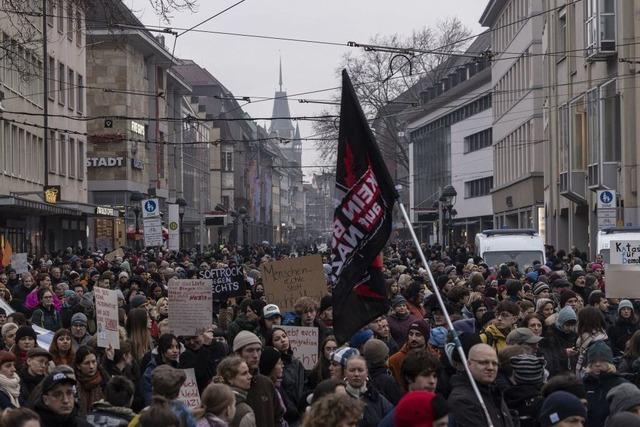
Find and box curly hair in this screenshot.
[214,356,247,385]
[302,393,364,427]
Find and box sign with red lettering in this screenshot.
[178,368,201,410]
[168,278,212,336]
[280,325,319,370]
[261,255,326,312]
[95,287,120,350]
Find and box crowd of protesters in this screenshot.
[0,242,636,427]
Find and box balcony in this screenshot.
[585,0,616,59]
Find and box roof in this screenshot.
[480,0,508,27]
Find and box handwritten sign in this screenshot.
[10,253,28,274]
[261,255,326,312]
[280,326,319,370]
[610,240,640,264]
[178,368,201,410]
[168,278,212,336]
[95,288,120,349]
[607,240,640,298]
[198,266,246,299]
[104,248,124,262]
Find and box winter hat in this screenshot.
[618,299,634,314]
[510,354,546,385]
[506,328,544,345]
[391,295,407,308]
[1,323,17,339]
[27,347,52,361]
[118,271,129,279]
[536,298,554,312]
[362,339,389,367]
[408,319,430,340]
[586,340,614,365]
[15,326,37,344]
[559,290,577,308]
[130,294,147,308]
[394,391,448,427]
[525,271,539,283]
[330,347,359,367]
[555,305,577,329]
[350,329,374,349]
[452,318,475,335]
[572,264,584,272]
[539,391,587,427]
[607,383,640,414]
[232,331,262,352]
[151,364,186,399]
[0,350,15,366]
[470,299,487,316]
[428,326,448,349]
[605,412,640,427]
[259,346,281,376]
[71,312,88,327]
[533,282,551,296]
[319,295,332,314]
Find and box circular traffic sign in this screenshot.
[169,221,178,231]
[600,191,613,204]
[144,200,157,213]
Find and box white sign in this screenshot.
[86,157,124,167]
[168,204,180,252]
[597,190,616,209]
[606,240,640,298]
[168,278,212,336]
[143,217,163,247]
[141,198,160,218]
[610,240,640,265]
[598,216,617,228]
[95,287,120,350]
[279,325,319,370]
[178,369,201,410]
[130,120,145,136]
[96,206,117,217]
[10,253,28,274]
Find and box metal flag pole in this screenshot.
[396,196,495,427]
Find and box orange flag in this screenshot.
[0,236,12,268]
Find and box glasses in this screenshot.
[470,359,499,367]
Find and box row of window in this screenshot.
[0,34,43,104]
[48,0,83,47]
[492,0,530,54]
[411,94,492,138]
[0,122,44,183]
[47,56,84,113]
[493,119,534,187]
[47,130,85,180]
[493,50,531,119]
[465,176,493,199]
[464,128,493,154]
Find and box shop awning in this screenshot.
[0,196,84,216]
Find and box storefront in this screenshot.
[88,206,124,252]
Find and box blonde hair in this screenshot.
[302,393,364,427]
[194,383,234,420]
[214,356,246,384]
[585,362,616,374]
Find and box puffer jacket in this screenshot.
[479,323,509,353]
[86,400,135,427]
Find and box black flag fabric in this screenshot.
[330,69,397,344]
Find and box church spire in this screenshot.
[279,56,283,92]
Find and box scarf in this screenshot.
[0,373,21,407]
[76,369,104,415]
[76,369,103,391]
[345,382,367,400]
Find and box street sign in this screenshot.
[598,216,617,228]
[597,190,616,209]
[143,217,163,247]
[142,198,160,218]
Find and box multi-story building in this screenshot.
[0,0,89,254]
[304,172,335,242]
[480,0,545,234]
[542,0,637,256]
[408,33,493,245]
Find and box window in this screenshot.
[77,140,84,179]
[77,74,83,113]
[75,10,82,46]
[585,0,616,58]
[465,177,493,198]
[464,128,492,153]
[57,0,64,33]
[222,151,233,171]
[58,62,65,105]
[47,0,54,27]
[68,137,75,178]
[67,2,73,40]
[11,126,17,175]
[18,128,24,177]
[3,122,10,173]
[48,56,55,101]
[559,105,569,172]
[570,97,586,171]
[48,130,56,173]
[601,80,620,163]
[557,7,567,61]
[222,195,230,209]
[25,132,31,180]
[59,134,66,176]
[67,68,74,110]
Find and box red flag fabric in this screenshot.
[330,70,397,344]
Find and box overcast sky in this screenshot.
[129,0,488,177]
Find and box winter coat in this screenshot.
[197,414,230,427]
[33,398,92,427]
[245,372,284,427]
[346,385,393,427]
[575,331,608,376]
[71,333,93,352]
[448,373,515,427]
[280,351,306,423]
[367,365,403,405]
[86,400,135,427]
[503,383,544,427]
[230,388,256,427]
[479,323,509,353]
[180,341,227,393]
[540,325,577,376]
[141,354,179,406]
[25,288,62,311]
[584,372,627,427]
[388,343,411,390]
[608,317,639,356]
[227,314,259,346]
[31,304,61,331]
[17,366,44,403]
[387,312,419,347]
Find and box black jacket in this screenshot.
[33,399,91,427]
[540,325,577,376]
[448,373,515,427]
[179,341,227,393]
[280,351,306,423]
[608,317,639,356]
[503,383,544,427]
[348,385,393,427]
[368,365,403,405]
[584,372,627,427]
[18,366,44,403]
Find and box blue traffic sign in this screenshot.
[144,200,157,213]
[600,191,613,204]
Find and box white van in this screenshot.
[597,227,640,264]
[475,229,546,269]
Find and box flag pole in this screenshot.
[396,196,495,427]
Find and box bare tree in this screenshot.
[146,0,198,23]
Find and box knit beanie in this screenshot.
[428,326,448,349]
[539,391,587,427]
[350,329,374,349]
[1,323,17,338]
[232,331,262,353]
[470,299,487,316]
[586,340,614,365]
[0,350,15,367]
[618,299,634,314]
[605,412,640,427]
[536,298,554,312]
[533,282,550,296]
[330,347,359,367]
[559,290,577,308]
[391,295,407,308]
[259,346,281,376]
[555,305,577,329]
[510,354,546,385]
[395,391,448,427]
[151,364,186,399]
[408,319,430,340]
[362,339,389,368]
[525,272,539,284]
[71,312,88,327]
[15,326,37,344]
[607,383,640,414]
[319,295,332,314]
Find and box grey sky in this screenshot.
[129,0,488,177]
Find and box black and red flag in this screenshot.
[330,70,397,344]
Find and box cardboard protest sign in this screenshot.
[104,248,124,262]
[198,266,246,299]
[10,253,28,274]
[94,288,120,349]
[280,325,319,370]
[168,278,212,336]
[261,255,326,312]
[178,368,201,410]
[606,240,640,298]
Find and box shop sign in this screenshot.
[86,157,124,167]
[131,159,144,170]
[96,206,117,217]
[130,120,145,136]
[44,186,61,204]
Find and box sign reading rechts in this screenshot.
[280,325,319,370]
[261,255,326,312]
[95,287,120,350]
[168,278,212,336]
[177,368,201,410]
[198,266,246,299]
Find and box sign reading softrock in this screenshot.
[606,239,640,298]
[198,266,246,299]
[86,157,124,167]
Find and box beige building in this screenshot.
[542,0,638,256]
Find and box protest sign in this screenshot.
[605,240,640,298]
[94,288,120,349]
[280,325,319,370]
[104,248,124,262]
[261,255,326,312]
[178,368,201,410]
[10,253,28,274]
[168,278,212,336]
[198,266,246,299]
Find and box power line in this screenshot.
[177,0,247,37]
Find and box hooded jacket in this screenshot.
[480,323,509,353]
[346,383,393,427]
[245,370,284,427]
[86,400,136,427]
[179,341,227,393]
[387,312,419,347]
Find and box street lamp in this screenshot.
[439,185,457,247]
[176,198,187,249]
[130,191,145,249]
[238,207,248,247]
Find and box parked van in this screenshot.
[596,227,640,264]
[475,229,546,269]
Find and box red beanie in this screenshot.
[394,391,448,427]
